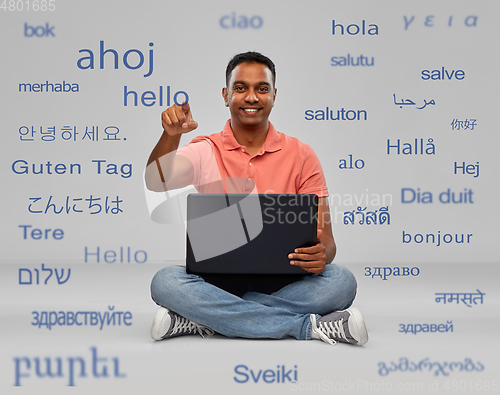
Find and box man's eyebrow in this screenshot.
[232,81,271,87]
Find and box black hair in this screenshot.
[225,51,276,88]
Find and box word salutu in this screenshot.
[393,94,435,110]
[378,357,484,377]
[14,347,126,386]
[31,306,132,330]
[19,264,70,285]
[435,290,485,307]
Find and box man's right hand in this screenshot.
[161,103,198,136]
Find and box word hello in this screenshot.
[234,364,298,383]
[401,188,474,204]
[124,85,188,107]
[332,20,378,35]
[421,67,465,80]
[24,22,55,37]
[13,347,125,386]
[77,41,154,77]
[85,247,147,263]
[219,13,263,29]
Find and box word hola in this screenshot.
[421,67,465,80]
[24,22,55,37]
[77,41,154,78]
[14,347,125,386]
[220,13,263,29]
[332,20,378,35]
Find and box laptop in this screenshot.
[186,193,318,275]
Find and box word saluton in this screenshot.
[77,41,154,78]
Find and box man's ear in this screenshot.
[222,87,229,107]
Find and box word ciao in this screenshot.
[435,290,485,307]
[365,266,419,281]
[402,188,474,204]
[77,41,154,77]
[378,358,484,377]
[332,20,378,35]
[399,321,453,335]
[219,13,263,29]
[421,67,465,80]
[12,159,132,178]
[14,347,125,386]
[234,364,297,383]
[19,264,70,285]
[404,15,478,30]
[28,196,123,214]
[85,246,147,263]
[31,306,132,330]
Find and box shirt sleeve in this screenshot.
[298,144,329,197]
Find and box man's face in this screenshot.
[222,62,277,131]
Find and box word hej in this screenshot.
[14,347,125,386]
[402,188,474,204]
[12,159,132,178]
[19,263,70,285]
[234,365,297,384]
[403,15,478,30]
[332,20,378,35]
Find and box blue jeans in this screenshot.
[150,264,357,340]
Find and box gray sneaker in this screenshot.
[310,307,368,346]
[150,307,214,341]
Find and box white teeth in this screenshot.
[244,109,258,112]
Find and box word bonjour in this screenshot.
[12,159,132,178]
[401,188,474,204]
[403,15,478,30]
[399,321,453,335]
[234,364,298,384]
[332,20,378,35]
[19,263,70,285]
[435,290,485,307]
[13,347,125,386]
[84,246,147,263]
[365,266,419,281]
[219,13,263,29]
[403,231,473,247]
[31,306,132,330]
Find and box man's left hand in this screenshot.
[288,229,327,274]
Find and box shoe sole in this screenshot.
[347,307,368,346]
[150,306,170,341]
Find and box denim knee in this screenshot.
[150,265,185,305]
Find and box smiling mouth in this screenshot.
[242,108,261,114]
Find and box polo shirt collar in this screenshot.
[222,119,281,153]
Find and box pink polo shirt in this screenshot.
[177,120,328,197]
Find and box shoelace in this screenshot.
[310,314,348,346]
[170,314,214,338]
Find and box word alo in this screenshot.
[14,347,125,386]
